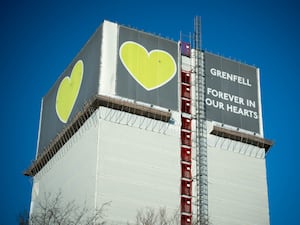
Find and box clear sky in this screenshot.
[1,0,299,224]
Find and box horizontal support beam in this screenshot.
[210,126,273,152]
[24,95,171,177]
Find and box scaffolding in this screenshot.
[194,16,209,225]
[179,16,208,224]
[210,126,273,152]
[24,95,171,177]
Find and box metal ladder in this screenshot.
[194,16,209,225]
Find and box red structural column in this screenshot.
[180,41,193,225]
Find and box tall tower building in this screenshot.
[25,20,272,225]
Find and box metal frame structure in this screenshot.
[194,16,209,225]
[24,95,171,177]
[180,49,193,224]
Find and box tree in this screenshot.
[19,192,110,225]
[19,194,211,225]
[130,207,211,225]
[129,207,179,225]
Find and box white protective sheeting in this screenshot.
[96,107,180,224]
[31,112,99,214]
[31,108,180,224]
[99,20,118,96]
[207,122,269,225]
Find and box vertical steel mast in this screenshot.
[194,16,209,225]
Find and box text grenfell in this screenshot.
[210,68,252,87]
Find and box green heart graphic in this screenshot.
[119,41,177,90]
[55,60,84,123]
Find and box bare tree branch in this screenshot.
[20,195,210,225]
[129,206,210,225]
[27,191,110,225]
[131,207,181,225]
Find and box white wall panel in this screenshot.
[99,20,118,96]
[31,108,181,224]
[207,133,269,225]
[31,113,100,215]
[96,110,180,224]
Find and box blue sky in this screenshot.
[1,0,299,224]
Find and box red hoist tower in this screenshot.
[180,16,208,225]
[180,41,193,225]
